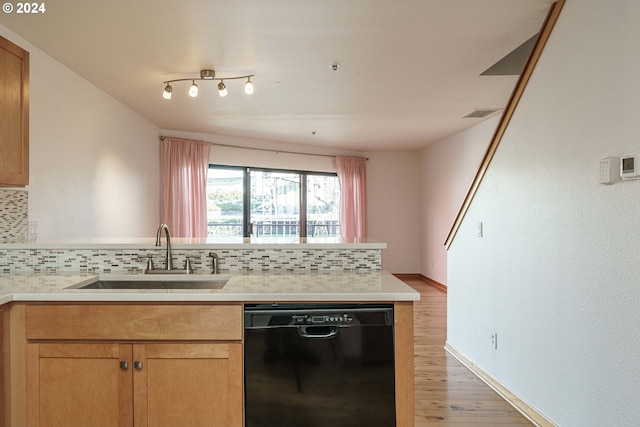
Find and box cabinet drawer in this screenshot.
[25,304,242,341]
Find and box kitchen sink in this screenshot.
[67,275,231,290]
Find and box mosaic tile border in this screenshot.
[0,248,382,274]
[0,189,28,244]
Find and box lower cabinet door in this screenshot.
[134,343,243,427]
[26,342,243,427]
[26,343,133,427]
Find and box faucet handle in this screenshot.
[184,257,194,274]
[142,255,154,273]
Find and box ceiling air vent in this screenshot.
[462,109,500,119]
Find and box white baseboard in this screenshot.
[444,342,558,427]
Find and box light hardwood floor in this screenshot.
[404,278,533,426]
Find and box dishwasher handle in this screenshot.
[297,325,338,339]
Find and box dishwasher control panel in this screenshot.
[292,314,353,325]
[243,304,394,329]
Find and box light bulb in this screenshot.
[244,78,254,94]
[189,81,198,97]
[217,81,228,97]
[162,84,172,100]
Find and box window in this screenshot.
[206,165,340,238]
[206,167,244,238]
[306,174,341,237]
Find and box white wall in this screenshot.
[160,129,356,173]
[366,151,422,273]
[420,116,498,284]
[447,1,640,425]
[162,131,422,273]
[0,25,160,239]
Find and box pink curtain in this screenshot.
[160,137,211,238]
[336,156,367,239]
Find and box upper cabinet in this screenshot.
[0,36,29,186]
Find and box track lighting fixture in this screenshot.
[188,80,198,97]
[162,69,254,99]
[217,81,227,97]
[245,77,254,94]
[162,83,173,99]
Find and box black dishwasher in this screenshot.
[244,304,396,427]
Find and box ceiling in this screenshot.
[0,0,553,152]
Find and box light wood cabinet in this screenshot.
[0,308,4,427]
[133,343,242,427]
[0,36,29,186]
[27,343,132,427]
[23,304,243,427]
[26,342,242,427]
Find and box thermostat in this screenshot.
[620,152,640,180]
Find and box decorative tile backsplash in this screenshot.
[0,189,28,243]
[0,248,382,274]
[0,188,381,272]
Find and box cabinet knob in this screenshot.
[134,361,143,370]
[120,361,128,370]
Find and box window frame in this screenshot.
[208,164,339,238]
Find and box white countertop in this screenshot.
[0,237,387,250]
[0,272,419,304]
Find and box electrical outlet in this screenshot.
[491,333,498,350]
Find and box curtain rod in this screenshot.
[159,136,368,161]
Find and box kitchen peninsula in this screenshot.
[0,238,418,427]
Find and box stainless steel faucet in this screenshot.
[145,224,193,274]
[155,223,173,270]
[209,251,219,274]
